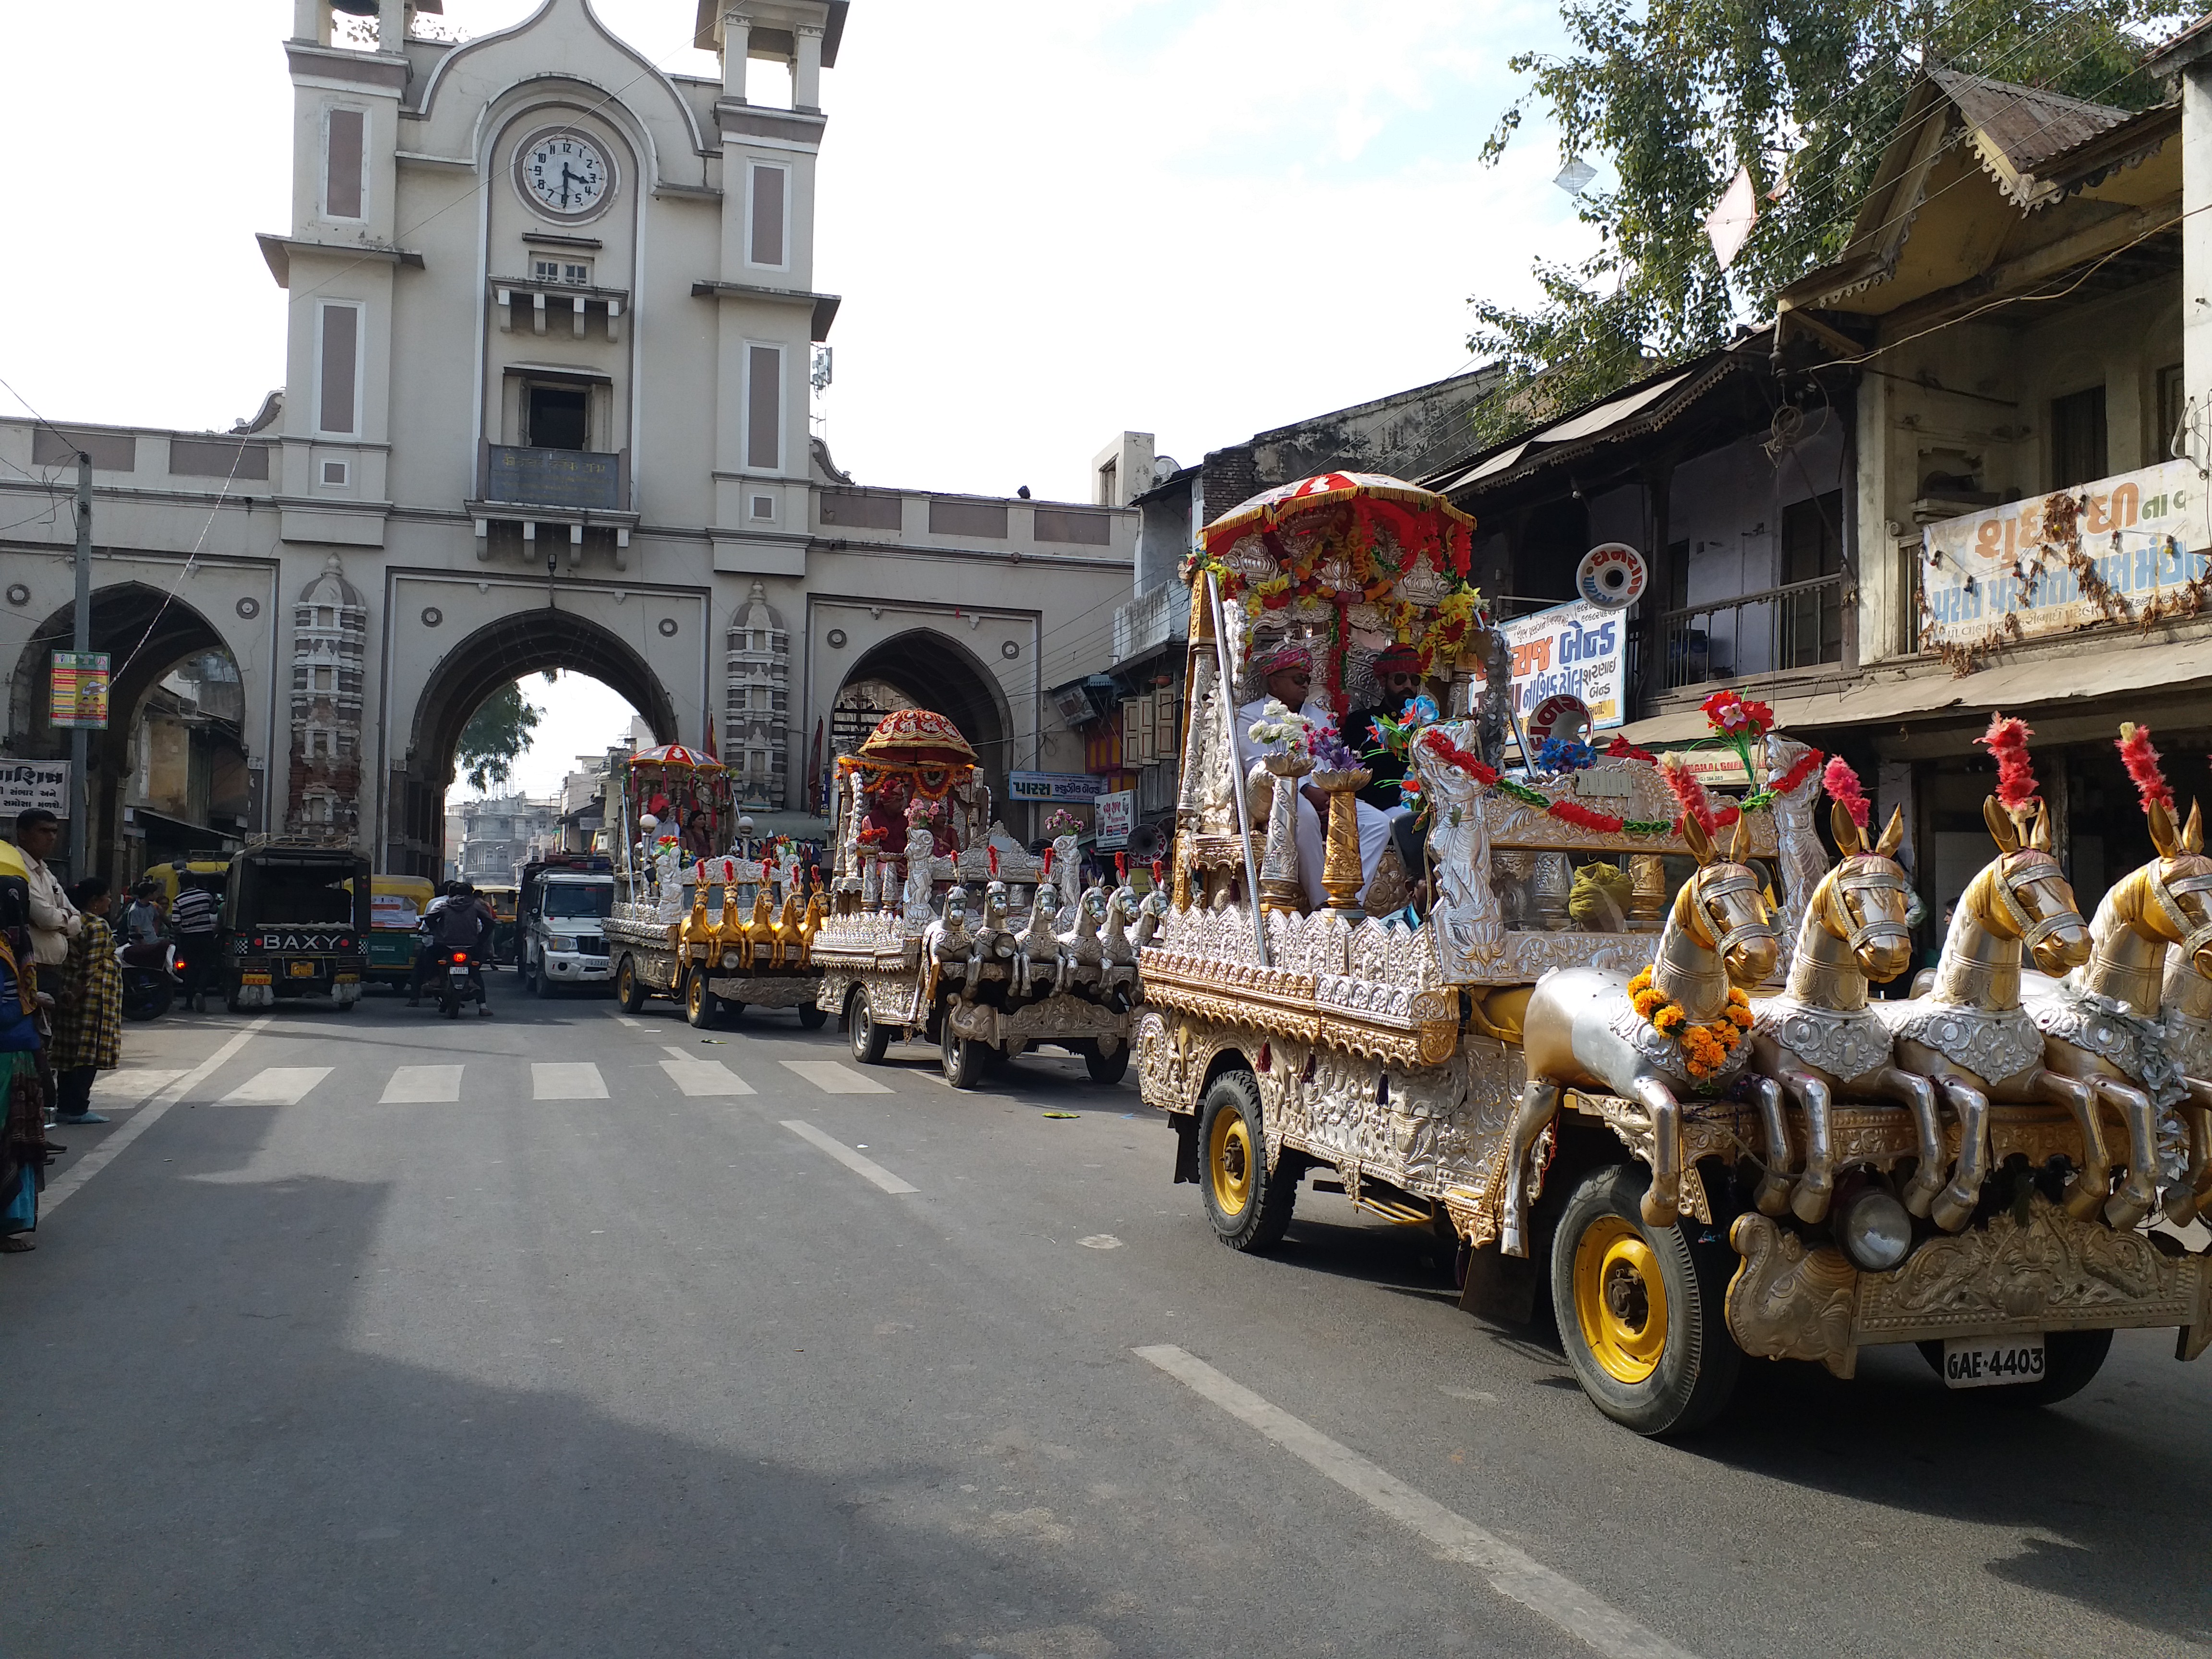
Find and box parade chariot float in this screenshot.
[600,742,828,1027]
[1134,471,2212,1435]
[808,709,1168,1084]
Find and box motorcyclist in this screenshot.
[421,882,495,1016]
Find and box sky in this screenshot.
[0,0,1587,797]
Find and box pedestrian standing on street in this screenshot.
[8,809,80,1014]
[0,841,54,1253]
[168,868,220,1012]
[121,880,164,950]
[49,878,120,1127]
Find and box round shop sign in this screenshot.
[6,583,30,607]
[1526,694,1593,747]
[420,606,443,627]
[235,596,261,619]
[1575,542,1647,609]
[658,617,679,637]
[826,628,848,649]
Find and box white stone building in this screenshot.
[0,0,1137,876]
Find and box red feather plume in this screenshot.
[1978,714,2040,812]
[2118,721,2175,815]
[1821,756,1871,830]
[1659,753,1719,840]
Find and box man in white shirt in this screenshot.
[11,808,80,973]
[1233,643,1393,911]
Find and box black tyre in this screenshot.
[796,1002,826,1030]
[685,970,722,1028]
[1915,1329,2112,1407]
[616,955,648,1014]
[122,975,173,1022]
[849,986,890,1064]
[1197,1070,1298,1252]
[1084,1041,1130,1085]
[942,1031,988,1089]
[1551,1163,1741,1437]
[532,956,555,998]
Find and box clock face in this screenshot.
[517,132,612,219]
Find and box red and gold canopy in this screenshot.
[629,743,721,772]
[856,709,977,767]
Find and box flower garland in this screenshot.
[1415,729,1824,838]
[1628,966,1754,1080]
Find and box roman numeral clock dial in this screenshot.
[516,131,611,219]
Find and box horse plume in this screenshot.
[1821,756,1870,830]
[2117,721,2175,814]
[1978,714,2039,813]
[1659,753,1719,840]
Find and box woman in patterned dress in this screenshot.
[0,841,51,1251]
[49,877,120,1126]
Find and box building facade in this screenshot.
[0,0,1135,878]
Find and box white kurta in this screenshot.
[1235,698,1393,910]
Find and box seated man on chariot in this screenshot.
[1234,640,1398,912]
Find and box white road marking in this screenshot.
[1135,1345,1698,1659]
[1079,1235,1123,1250]
[381,1065,464,1104]
[43,1019,272,1215]
[222,1066,332,1106]
[90,1069,185,1106]
[615,1016,646,1030]
[533,1062,608,1100]
[781,1059,890,1095]
[779,1120,918,1193]
[659,1059,756,1096]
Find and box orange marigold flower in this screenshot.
[1631,988,1667,1017]
[1728,1005,1755,1029]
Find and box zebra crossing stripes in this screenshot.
[532,1062,608,1100]
[204,1056,899,1107]
[382,1065,465,1104]
[222,1067,332,1105]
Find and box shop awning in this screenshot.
[1616,632,2212,747]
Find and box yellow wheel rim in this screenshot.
[1209,1108,1254,1218]
[1573,1215,1669,1385]
[687,974,705,1018]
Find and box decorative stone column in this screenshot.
[721,10,752,100]
[793,22,824,110]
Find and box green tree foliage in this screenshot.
[455,680,543,793]
[1470,0,2177,442]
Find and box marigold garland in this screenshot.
[1627,967,1753,1080]
[1415,731,1822,840]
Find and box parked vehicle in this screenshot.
[599,745,826,1025]
[118,939,180,1022]
[519,855,615,996]
[1131,471,2212,1437]
[219,842,370,1011]
[364,874,436,990]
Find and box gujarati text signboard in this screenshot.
[0,759,68,816]
[1919,457,2208,648]
[1093,790,1134,849]
[1468,597,1625,730]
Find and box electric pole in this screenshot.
[70,451,91,876]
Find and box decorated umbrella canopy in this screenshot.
[856,709,977,767]
[629,743,721,771]
[1187,472,1483,709]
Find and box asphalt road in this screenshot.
[4,971,2209,1659]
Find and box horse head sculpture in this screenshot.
[1501,781,1779,1253]
[1751,761,1950,1227]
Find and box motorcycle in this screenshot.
[436,947,490,1019]
[119,940,181,1022]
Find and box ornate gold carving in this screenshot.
[1627,853,1667,932]
[1727,1213,1858,1376]
[946,993,1130,1044]
[1565,1093,1732,1222]
[1315,769,1371,916]
[704,973,821,1009]
[1853,1192,2203,1341]
[1530,852,1572,932]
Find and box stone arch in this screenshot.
[7,581,240,877]
[836,628,1013,788]
[387,607,678,876]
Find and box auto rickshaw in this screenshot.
[478,884,520,964]
[221,842,371,1011]
[363,874,436,989]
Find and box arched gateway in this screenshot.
[0,0,1136,883]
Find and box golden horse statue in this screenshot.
[1502,807,1779,1254]
[1749,784,1952,1226]
[1871,796,2097,1221]
[2023,733,2212,1227]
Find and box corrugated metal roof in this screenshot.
[1930,69,2129,180]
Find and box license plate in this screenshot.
[449,966,470,977]
[1941,1335,2046,1388]
[241,973,271,986]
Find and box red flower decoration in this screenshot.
[1605,734,1656,763]
[1700,690,1774,739]
[1660,755,1720,840]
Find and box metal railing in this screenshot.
[1657,572,1848,691]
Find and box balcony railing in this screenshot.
[1658,573,1848,691]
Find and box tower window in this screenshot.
[749,163,788,268]
[750,494,776,521]
[528,385,590,451]
[316,302,361,436]
[321,460,349,487]
[746,345,782,470]
[325,108,364,220]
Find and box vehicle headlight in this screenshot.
[553,934,577,950]
[1836,1186,1913,1273]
